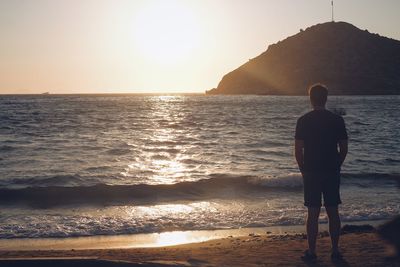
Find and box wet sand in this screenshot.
[0,230,398,266]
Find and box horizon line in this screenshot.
[0,92,206,95]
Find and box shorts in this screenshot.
[302,172,342,207]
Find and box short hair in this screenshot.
[308,84,328,106]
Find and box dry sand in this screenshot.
[0,231,399,267]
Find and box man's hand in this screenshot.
[338,139,348,166]
[295,139,305,174]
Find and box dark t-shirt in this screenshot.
[295,109,348,172]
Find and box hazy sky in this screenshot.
[1,0,399,94]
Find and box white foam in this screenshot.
[248,173,303,188]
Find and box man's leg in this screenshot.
[306,207,321,254]
[326,206,341,253]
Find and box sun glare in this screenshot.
[133,1,201,65]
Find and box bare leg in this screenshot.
[326,206,341,253]
[306,207,321,254]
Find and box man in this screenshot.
[295,84,348,261]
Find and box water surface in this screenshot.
[0,95,399,238]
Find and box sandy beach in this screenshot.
[0,227,399,267]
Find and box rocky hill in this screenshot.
[207,22,400,95]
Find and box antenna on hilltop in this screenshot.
[331,0,334,22]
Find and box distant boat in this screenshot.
[42,92,50,95]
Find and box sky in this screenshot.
[0,0,399,94]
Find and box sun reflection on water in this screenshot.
[134,202,216,247]
[153,231,201,247]
[123,95,191,184]
[151,159,186,183]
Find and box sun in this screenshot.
[133,1,201,65]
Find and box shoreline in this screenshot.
[0,229,397,266]
[0,219,387,251]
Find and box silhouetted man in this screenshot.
[295,84,348,261]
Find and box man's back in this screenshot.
[295,109,347,172]
[295,84,348,260]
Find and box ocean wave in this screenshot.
[142,147,180,154]
[0,145,16,152]
[1,172,398,208]
[106,148,132,155]
[4,174,84,187]
[150,153,170,160]
[181,158,205,165]
[0,115,11,121]
[353,121,370,126]
[245,149,289,157]
[341,172,400,180]
[385,158,400,163]
[0,175,303,208]
[248,173,303,188]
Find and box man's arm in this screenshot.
[295,139,304,173]
[338,139,348,166]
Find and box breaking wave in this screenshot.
[0,175,302,208]
[1,172,398,208]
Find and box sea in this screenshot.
[0,94,399,239]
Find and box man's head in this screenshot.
[308,84,328,108]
